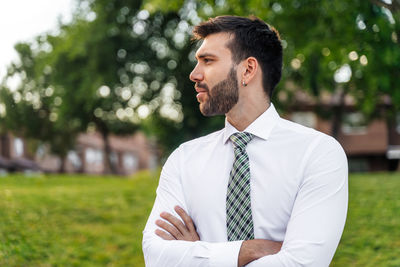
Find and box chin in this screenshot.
[199,105,210,116]
[200,106,225,117]
[199,105,209,116]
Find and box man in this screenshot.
[142,15,348,266]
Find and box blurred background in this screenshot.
[0,0,399,266]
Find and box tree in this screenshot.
[1,0,226,170]
[0,42,81,172]
[44,0,227,158]
[142,0,400,139]
[3,0,399,166]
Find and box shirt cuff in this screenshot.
[209,240,243,267]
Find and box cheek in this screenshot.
[205,65,230,84]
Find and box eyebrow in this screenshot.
[196,52,218,59]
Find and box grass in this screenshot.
[0,171,159,267]
[332,173,400,267]
[0,172,399,266]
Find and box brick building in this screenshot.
[0,131,157,175]
[1,95,400,173]
[282,89,400,172]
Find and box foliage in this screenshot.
[142,0,400,133]
[1,0,400,158]
[0,172,400,266]
[71,0,225,153]
[0,43,80,161]
[0,0,226,159]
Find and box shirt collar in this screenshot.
[223,103,280,144]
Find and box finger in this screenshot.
[155,229,174,240]
[156,219,183,239]
[174,206,196,232]
[160,212,188,235]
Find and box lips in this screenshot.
[195,86,208,93]
[195,86,208,102]
[197,91,207,97]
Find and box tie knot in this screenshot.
[230,132,254,150]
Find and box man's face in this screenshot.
[190,33,239,116]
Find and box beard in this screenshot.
[197,66,239,116]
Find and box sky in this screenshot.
[0,0,74,80]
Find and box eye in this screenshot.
[203,58,213,64]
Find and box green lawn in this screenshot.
[332,173,400,267]
[0,172,399,266]
[0,171,159,267]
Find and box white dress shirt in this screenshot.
[142,103,348,267]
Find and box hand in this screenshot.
[155,205,200,242]
[238,239,283,266]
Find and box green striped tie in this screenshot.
[227,132,254,241]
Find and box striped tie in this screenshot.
[226,132,254,241]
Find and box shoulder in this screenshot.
[164,128,224,161]
[277,117,322,136]
[279,117,337,140]
[161,129,224,174]
[275,119,348,185]
[275,117,346,159]
[179,128,224,150]
[274,117,328,145]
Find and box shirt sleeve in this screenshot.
[142,147,243,267]
[246,136,348,267]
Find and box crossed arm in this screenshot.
[155,205,282,267]
[142,148,283,267]
[143,139,348,267]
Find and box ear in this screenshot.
[241,57,258,86]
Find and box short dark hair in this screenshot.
[193,15,282,98]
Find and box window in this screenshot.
[387,146,400,160]
[36,144,46,158]
[291,112,316,128]
[68,151,82,168]
[148,154,158,170]
[123,152,138,171]
[348,158,369,172]
[341,112,367,135]
[110,151,119,165]
[85,148,103,164]
[13,138,24,157]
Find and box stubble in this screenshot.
[198,67,239,116]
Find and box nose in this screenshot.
[189,63,203,82]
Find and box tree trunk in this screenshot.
[331,88,346,139]
[0,133,10,158]
[101,130,118,175]
[385,106,399,171]
[77,147,86,173]
[58,154,67,173]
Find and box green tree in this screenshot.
[142,0,400,139]
[45,0,219,161]
[1,0,225,169]
[40,0,226,157]
[0,42,80,172]
[4,0,399,165]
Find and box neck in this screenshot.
[226,94,270,131]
